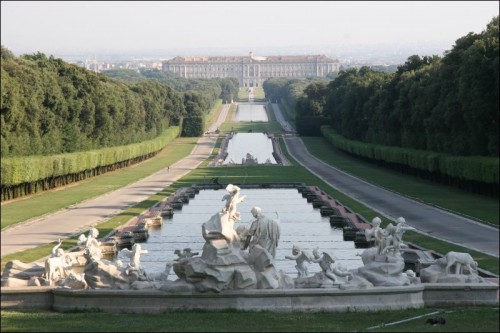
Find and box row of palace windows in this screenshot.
[167,63,335,72]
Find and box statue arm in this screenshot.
[311,255,323,263]
[51,238,63,256]
[242,235,252,250]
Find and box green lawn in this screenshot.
[1,306,498,332]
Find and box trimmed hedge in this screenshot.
[321,125,499,184]
[1,126,179,187]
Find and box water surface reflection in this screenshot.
[140,188,363,278]
[234,103,268,122]
[223,133,277,164]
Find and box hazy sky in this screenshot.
[1,1,498,57]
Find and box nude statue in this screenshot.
[312,247,352,283]
[221,184,246,222]
[77,227,103,260]
[381,217,415,255]
[45,239,73,285]
[364,217,386,254]
[285,245,313,278]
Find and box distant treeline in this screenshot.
[294,16,499,157]
[263,16,499,195]
[102,67,239,137]
[0,46,238,199]
[1,46,239,158]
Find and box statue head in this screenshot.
[405,269,416,278]
[371,217,382,226]
[396,217,406,224]
[251,206,262,218]
[292,245,301,255]
[225,184,239,194]
[313,247,321,258]
[89,227,99,238]
[385,223,396,235]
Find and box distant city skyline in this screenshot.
[1,1,498,61]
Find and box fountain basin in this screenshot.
[3,283,497,313]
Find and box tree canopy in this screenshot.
[269,16,499,157]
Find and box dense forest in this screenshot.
[0,47,239,157]
[293,16,499,158]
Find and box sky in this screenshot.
[1,1,498,59]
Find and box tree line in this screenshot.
[1,47,239,157]
[102,68,239,136]
[263,16,498,196]
[0,46,238,199]
[294,16,498,157]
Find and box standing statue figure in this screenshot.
[381,217,415,255]
[364,217,386,254]
[221,184,246,222]
[243,206,280,258]
[285,245,313,278]
[44,238,73,285]
[78,227,102,260]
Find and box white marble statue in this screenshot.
[285,245,313,278]
[381,217,415,255]
[442,251,478,275]
[202,185,245,244]
[163,186,293,293]
[44,240,74,286]
[243,206,281,258]
[77,227,102,259]
[356,216,413,286]
[364,217,386,254]
[221,184,246,222]
[312,247,352,284]
[174,248,199,261]
[420,251,483,283]
[118,243,149,275]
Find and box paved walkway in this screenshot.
[270,103,499,258]
[1,104,230,257]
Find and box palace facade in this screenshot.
[162,52,339,87]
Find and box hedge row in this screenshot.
[1,126,180,187]
[321,125,499,184]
